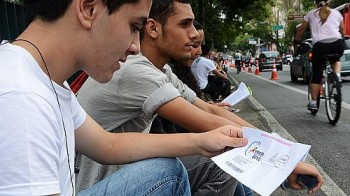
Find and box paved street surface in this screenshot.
[227,65,349,196]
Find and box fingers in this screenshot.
[222,125,243,137]
[213,102,231,107]
[309,173,323,194]
[290,162,323,193]
[219,125,248,147]
[231,138,248,148]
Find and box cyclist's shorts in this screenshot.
[311,39,344,84]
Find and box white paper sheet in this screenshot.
[212,127,310,196]
[222,82,251,106]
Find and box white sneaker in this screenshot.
[307,102,318,110]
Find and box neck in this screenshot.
[140,39,170,70]
[13,21,80,86]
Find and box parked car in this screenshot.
[290,39,350,83]
[290,39,313,83]
[242,56,256,66]
[258,51,283,71]
[340,49,350,77]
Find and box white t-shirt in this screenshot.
[234,52,242,60]
[305,8,343,44]
[0,43,86,195]
[191,57,217,89]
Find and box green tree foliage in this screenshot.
[191,0,349,53]
[191,0,274,51]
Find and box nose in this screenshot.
[189,25,199,40]
[198,47,202,56]
[127,32,141,56]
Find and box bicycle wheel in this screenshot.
[307,83,320,115]
[325,72,341,125]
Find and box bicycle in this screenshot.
[307,54,342,125]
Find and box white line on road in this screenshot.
[237,71,348,196]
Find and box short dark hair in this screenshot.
[201,44,210,56]
[141,0,191,39]
[22,0,140,24]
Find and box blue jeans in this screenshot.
[78,158,190,196]
[233,183,254,196]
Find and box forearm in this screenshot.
[295,21,308,42]
[213,69,228,79]
[97,132,201,164]
[208,104,254,128]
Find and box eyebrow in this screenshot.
[179,18,194,24]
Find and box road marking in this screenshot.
[230,71,347,196]
[245,72,350,110]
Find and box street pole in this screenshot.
[257,38,261,56]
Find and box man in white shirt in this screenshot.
[191,44,231,101]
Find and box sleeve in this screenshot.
[0,91,62,195]
[336,10,343,21]
[70,92,87,130]
[304,10,312,23]
[121,63,182,119]
[204,58,217,72]
[164,65,197,104]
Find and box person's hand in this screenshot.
[197,125,248,157]
[213,102,232,111]
[287,161,323,194]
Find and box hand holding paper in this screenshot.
[212,127,317,196]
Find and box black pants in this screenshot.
[235,60,241,73]
[311,39,344,84]
[202,75,231,101]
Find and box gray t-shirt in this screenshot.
[76,53,197,191]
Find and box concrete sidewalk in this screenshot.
[227,68,327,196]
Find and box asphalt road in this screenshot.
[227,65,350,196]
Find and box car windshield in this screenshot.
[263,52,279,58]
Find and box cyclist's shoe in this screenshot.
[307,102,318,111]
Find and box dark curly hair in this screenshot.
[170,60,202,97]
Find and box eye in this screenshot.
[180,21,191,27]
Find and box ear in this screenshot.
[76,0,99,29]
[144,19,161,39]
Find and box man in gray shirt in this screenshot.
[76,0,323,195]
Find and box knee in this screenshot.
[155,158,188,179]
[146,158,191,196]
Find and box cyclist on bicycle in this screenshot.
[295,0,345,111]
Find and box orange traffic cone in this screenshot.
[242,62,246,71]
[255,60,260,75]
[248,63,252,73]
[270,61,279,80]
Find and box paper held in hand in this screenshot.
[222,82,251,106]
[212,127,311,196]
